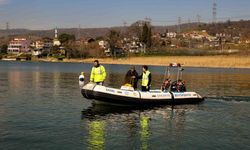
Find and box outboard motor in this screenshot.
[171,80,186,92]
[170,81,178,92]
[79,72,85,88]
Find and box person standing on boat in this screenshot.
[138,65,151,91]
[90,60,106,85]
[124,66,138,90]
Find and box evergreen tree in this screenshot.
[147,27,152,48]
[141,23,149,44]
[141,23,152,48]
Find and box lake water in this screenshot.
[0,61,250,150]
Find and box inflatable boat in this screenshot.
[81,83,204,106]
[80,63,204,106]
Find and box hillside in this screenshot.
[0,23,200,38]
[0,20,250,39]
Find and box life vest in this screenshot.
[124,83,132,87]
[90,65,106,83]
[142,70,150,86]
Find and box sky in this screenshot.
[0,0,250,30]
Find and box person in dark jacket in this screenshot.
[124,66,138,90]
[138,65,152,91]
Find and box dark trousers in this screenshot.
[141,86,150,91]
[96,82,103,85]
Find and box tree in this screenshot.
[50,45,61,56]
[107,30,121,56]
[58,33,75,44]
[141,23,148,44]
[96,36,105,41]
[128,21,143,38]
[0,44,8,54]
[147,27,152,48]
[141,23,152,48]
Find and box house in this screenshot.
[31,40,44,49]
[167,32,177,38]
[31,40,43,56]
[87,38,95,44]
[98,40,108,49]
[7,38,31,54]
[31,39,53,56]
[43,39,53,51]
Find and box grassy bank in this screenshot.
[37,55,250,68]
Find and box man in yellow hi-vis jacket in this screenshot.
[138,65,151,91]
[90,60,106,85]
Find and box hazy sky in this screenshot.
[0,0,250,29]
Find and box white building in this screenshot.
[53,28,61,46]
[98,40,108,49]
[31,40,44,49]
[167,32,177,38]
[7,38,31,54]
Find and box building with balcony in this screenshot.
[7,38,31,54]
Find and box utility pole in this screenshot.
[212,0,217,23]
[77,24,81,40]
[123,20,127,35]
[6,22,9,37]
[196,14,201,25]
[6,22,9,30]
[123,21,127,27]
[177,17,181,34]
[188,18,191,30]
[144,17,152,26]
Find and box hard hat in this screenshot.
[81,72,84,75]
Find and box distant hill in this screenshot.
[200,20,250,38]
[0,27,127,39]
[0,20,249,39]
[0,23,200,39]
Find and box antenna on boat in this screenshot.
[177,68,180,81]
[180,67,184,80]
[168,63,182,81]
[163,63,172,84]
[163,66,169,81]
[177,64,184,81]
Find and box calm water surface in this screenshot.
[0,61,250,150]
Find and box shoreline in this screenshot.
[33,55,250,69]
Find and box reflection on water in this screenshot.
[1,61,250,150]
[81,104,190,150]
[88,120,105,150]
[140,116,150,150]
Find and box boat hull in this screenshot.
[81,84,204,106]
